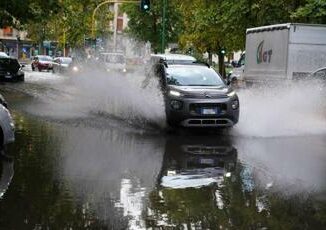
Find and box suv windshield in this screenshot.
[166,65,225,86]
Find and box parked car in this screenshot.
[99,52,127,73]
[0,56,25,82]
[31,55,53,72]
[144,54,240,128]
[0,94,15,150]
[52,57,72,73]
[0,52,9,57]
[0,153,14,198]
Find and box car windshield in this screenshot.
[38,56,53,61]
[61,58,72,64]
[104,54,125,64]
[166,65,225,86]
[0,57,20,71]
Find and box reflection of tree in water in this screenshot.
[144,135,326,229]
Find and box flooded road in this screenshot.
[0,70,326,229]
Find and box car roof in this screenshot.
[0,52,9,57]
[36,55,52,57]
[100,52,124,55]
[166,62,211,69]
[151,53,196,62]
[55,56,72,59]
[0,55,17,61]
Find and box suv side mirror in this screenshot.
[231,60,238,68]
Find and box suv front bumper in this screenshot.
[165,96,239,127]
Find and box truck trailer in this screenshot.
[233,23,326,83]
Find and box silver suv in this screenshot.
[0,94,15,149]
[145,54,240,128]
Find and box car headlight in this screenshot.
[170,100,183,110]
[72,66,79,72]
[122,68,127,73]
[231,99,239,109]
[169,90,182,97]
[227,91,236,97]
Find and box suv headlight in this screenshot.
[169,90,182,97]
[227,91,236,97]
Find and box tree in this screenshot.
[24,0,114,50]
[121,0,183,53]
[0,0,60,28]
[291,0,326,24]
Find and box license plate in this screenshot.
[5,75,12,79]
[201,108,218,115]
[200,158,214,165]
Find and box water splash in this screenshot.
[232,80,326,137]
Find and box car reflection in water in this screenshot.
[146,135,237,228]
[160,135,237,189]
[0,151,14,199]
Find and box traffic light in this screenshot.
[220,48,226,55]
[140,0,150,12]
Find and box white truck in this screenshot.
[230,23,326,83]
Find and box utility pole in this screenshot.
[63,30,66,57]
[113,2,119,51]
[161,0,167,53]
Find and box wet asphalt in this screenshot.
[0,69,325,229]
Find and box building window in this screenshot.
[3,27,13,36]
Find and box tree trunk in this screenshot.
[218,53,226,79]
[208,51,213,66]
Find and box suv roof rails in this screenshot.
[164,61,210,68]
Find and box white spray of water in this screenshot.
[67,67,166,128]
[232,81,326,137]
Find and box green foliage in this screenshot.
[24,0,114,48]
[121,0,183,53]
[291,0,326,24]
[0,0,60,28]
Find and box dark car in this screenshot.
[31,55,53,72]
[0,56,24,82]
[145,54,240,128]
